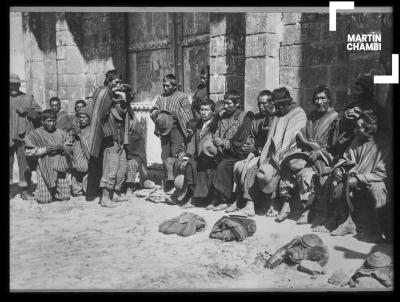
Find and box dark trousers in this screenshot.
[212,157,238,201]
[86,156,103,198]
[9,140,30,188]
[160,125,185,161]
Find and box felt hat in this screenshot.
[256,163,280,194]
[154,110,173,136]
[174,174,189,202]
[300,233,324,248]
[366,251,392,268]
[281,152,310,174]
[202,140,219,158]
[355,74,374,96]
[10,73,24,84]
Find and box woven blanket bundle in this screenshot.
[158,212,207,237]
[209,215,256,242]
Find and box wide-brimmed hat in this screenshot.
[154,110,173,136]
[366,251,392,268]
[10,73,24,84]
[256,163,280,194]
[173,174,188,202]
[281,152,310,173]
[300,234,324,248]
[201,140,219,158]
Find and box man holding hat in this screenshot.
[239,87,307,221]
[9,73,42,200]
[85,69,124,201]
[150,74,193,192]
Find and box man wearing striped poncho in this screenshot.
[25,110,72,204]
[238,87,307,221]
[150,74,193,192]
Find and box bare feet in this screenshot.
[242,200,255,217]
[331,216,356,236]
[100,189,117,208]
[21,189,34,201]
[312,225,330,233]
[206,204,216,210]
[266,205,278,217]
[225,201,239,213]
[275,201,290,223]
[296,209,310,225]
[181,199,195,209]
[213,203,228,211]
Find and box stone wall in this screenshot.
[209,13,246,107]
[280,12,392,115]
[21,12,126,112]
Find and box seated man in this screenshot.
[207,90,246,211]
[71,103,92,197]
[238,87,307,221]
[279,86,339,226]
[228,89,275,215]
[180,99,217,208]
[324,110,391,242]
[25,109,72,204]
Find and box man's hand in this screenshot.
[46,145,59,154]
[344,107,361,120]
[308,151,321,163]
[177,151,186,161]
[333,168,344,183]
[241,143,256,153]
[16,107,28,115]
[150,109,160,120]
[212,137,224,147]
[347,176,358,188]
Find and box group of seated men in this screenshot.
[10,70,150,208]
[151,73,392,243]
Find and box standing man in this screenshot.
[150,74,193,192]
[191,68,209,121]
[86,69,123,201]
[9,73,42,200]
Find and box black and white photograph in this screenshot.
[9,5,395,291]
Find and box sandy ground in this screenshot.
[9,182,393,291]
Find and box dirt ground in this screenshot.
[9,181,393,291]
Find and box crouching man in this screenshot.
[327,110,392,242]
[25,109,72,204]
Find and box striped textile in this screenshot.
[100,142,128,191]
[25,127,70,188]
[126,158,139,183]
[70,114,81,134]
[72,126,90,172]
[9,93,42,147]
[36,170,70,204]
[88,86,114,158]
[259,106,307,165]
[153,91,193,137]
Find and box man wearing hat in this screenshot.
[70,101,92,197]
[325,110,392,242]
[9,73,42,200]
[150,74,193,192]
[86,69,124,201]
[239,87,307,221]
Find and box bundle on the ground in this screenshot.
[287,234,329,267]
[349,251,393,288]
[209,215,256,242]
[158,212,206,237]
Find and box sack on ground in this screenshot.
[158,212,207,237]
[209,215,256,242]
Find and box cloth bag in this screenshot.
[158,212,207,237]
[209,215,256,242]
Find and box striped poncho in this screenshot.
[72,126,90,173]
[25,127,70,188]
[259,105,307,166]
[152,91,193,137]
